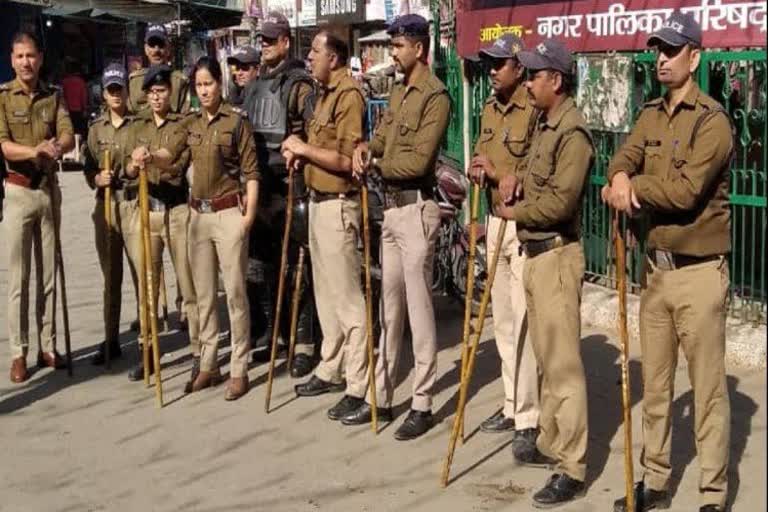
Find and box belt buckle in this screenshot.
[198,199,213,213]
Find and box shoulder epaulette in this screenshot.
[129,68,147,79]
[642,97,664,108]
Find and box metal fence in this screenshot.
[427,45,767,323]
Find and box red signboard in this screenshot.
[457,0,767,57]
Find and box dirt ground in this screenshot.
[0,172,765,512]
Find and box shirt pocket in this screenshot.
[6,112,33,144]
[643,143,665,177]
[503,127,529,158]
[309,111,337,146]
[395,108,423,147]
[526,156,555,198]
[215,130,235,159]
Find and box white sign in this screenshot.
[264,0,298,28]
[300,0,317,26]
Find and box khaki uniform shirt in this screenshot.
[128,68,190,115]
[131,111,190,188]
[511,97,594,242]
[83,111,137,190]
[186,103,260,199]
[369,64,450,187]
[473,84,537,211]
[608,83,733,256]
[304,67,365,194]
[0,79,74,188]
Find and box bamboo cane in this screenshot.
[287,245,306,374]
[614,211,635,511]
[51,184,73,377]
[361,180,379,434]
[458,182,480,442]
[103,149,113,369]
[441,219,506,487]
[265,167,295,413]
[159,264,168,330]
[139,168,163,408]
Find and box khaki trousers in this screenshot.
[146,205,199,356]
[92,197,141,343]
[523,241,588,481]
[370,199,441,412]
[4,183,60,358]
[639,257,730,509]
[309,197,368,398]
[189,207,250,378]
[487,216,540,428]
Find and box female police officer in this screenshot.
[184,57,260,401]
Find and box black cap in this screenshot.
[227,46,261,65]
[142,64,172,91]
[518,39,574,76]
[648,11,702,47]
[386,14,430,37]
[479,34,524,60]
[102,63,127,88]
[261,11,291,39]
[145,24,168,44]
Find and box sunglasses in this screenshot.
[147,39,166,49]
[233,62,255,71]
[655,42,687,59]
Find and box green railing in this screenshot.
[434,46,767,323]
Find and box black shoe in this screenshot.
[178,316,188,332]
[184,357,201,394]
[340,403,393,425]
[91,340,122,365]
[532,473,585,508]
[328,395,365,421]
[613,482,671,512]
[130,319,140,332]
[394,409,433,441]
[699,507,721,512]
[513,428,556,468]
[128,349,154,382]
[480,410,515,433]
[294,375,345,397]
[290,353,314,378]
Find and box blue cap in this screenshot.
[387,14,430,37]
[227,46,261,65]
[518,39,574,76]
[142,64,172,91]
[102,63,127,88]
[648,11,702,47]
[479,34,524,60]
[145,24,168,43]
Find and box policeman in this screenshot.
[227,45,260,106]
[605,13,733,512]
[347,14,450,441]
[128,24,190,115]
[83,63,141,365]
[185,57,260,401]
[242,12,318,376]
[283,31,370,420]
[466,34,541,445]
[496,39,594,506]
[0,30,74,383]
[126,65,199,385]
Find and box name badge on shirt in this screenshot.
[645,140,662,147]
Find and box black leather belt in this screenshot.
[99,187,138,202]
[382,188,433,210]
[309,189,359,203]
[647,249,721,271]
[522,235,576,258]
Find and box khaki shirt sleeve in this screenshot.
[55,92,74,139]
[288,81,313,137]
[238,117,260,181]
[159,124,190,182]
[335,90,365,158]
[83,124,99,188]
[607,110,650,181]
[632,112,733,213]
[381,91,450,180]
[512,130,593,227]
[0,97,10,144]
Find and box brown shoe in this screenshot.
[37,351,66,369]
[189,369,222,393]
[10,357,29,383]
[224,375,249,401]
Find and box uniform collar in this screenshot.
[325,67,348,91]
[543,96,575,129]
[11,77,50,95]
[493,83,528,114]
[98,109,131,128]
[661,81,701,113]
[405,62,430,92]
[204,101,232,123]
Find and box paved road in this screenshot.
[0,172,764,512]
